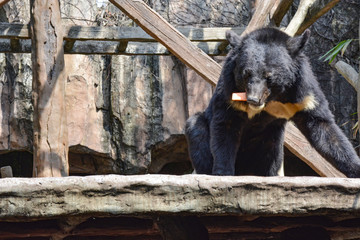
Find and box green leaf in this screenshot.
[319,39,354,64]
[340,39,353,56]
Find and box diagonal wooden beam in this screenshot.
[285,123,345,177]
[108,0,344,177]
[109,0,221,86]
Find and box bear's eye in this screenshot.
[264,72,273,82]
[243,69,251,79]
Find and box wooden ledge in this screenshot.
[0,175,359,221]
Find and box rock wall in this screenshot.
[0,0,358,176]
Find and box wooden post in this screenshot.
[30,0,69,177]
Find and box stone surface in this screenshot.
[0,175,359,219]
[0,174,359,239]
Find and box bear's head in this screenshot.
[226,28,310,110]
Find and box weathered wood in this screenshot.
[68,41,227,56]
[0,175,359,220]
[241,0,292,37]
[284,122,346,177]
[109,0,221,85]
[0,38,230,56]
[335,61,359,90]
[271,0,294,26]
[285,0,340,36]
[65,25,245,42]
[0,0,10,8]
[30,0,69,177]
[242,0,277,36]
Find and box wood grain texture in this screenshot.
[285,122,346,177]
[30,0,69,177]
[285,0,340,36]
[0,22,244,42]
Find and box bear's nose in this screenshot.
[247,97,261,106]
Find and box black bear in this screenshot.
[185,27,360,178]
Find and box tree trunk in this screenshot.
[30,0,68,177]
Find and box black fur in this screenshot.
[185,28,360,177]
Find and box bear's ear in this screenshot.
[226,30,241,47]
[286,29,310,55]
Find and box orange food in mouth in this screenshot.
[232,92,247,101]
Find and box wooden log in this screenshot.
[241,0,279,37]
[285,0,340,36]
[0,175,359,220]
[241,0,293,37]
[109,0,221,86]
[335,61,359,90]
[271,0,294,26]
[30,0,69,177]
[284,122,345,177]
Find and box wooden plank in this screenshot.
[30,0,69,177]
[284,122,345,177]
[109,0,221,85]
[0,175,359,220]
[0,23,29,39]
[68,41,227,56]
[66,25,244,42]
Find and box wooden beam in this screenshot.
[335,61,358,90]
[65,25,245,42]
[0,22,245,42]
[109,0,221,86]
[30,0,69,177]
[0,39,229,56]
[284,122,345,177]
[271,0,294,26]
[241,0,279,36]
